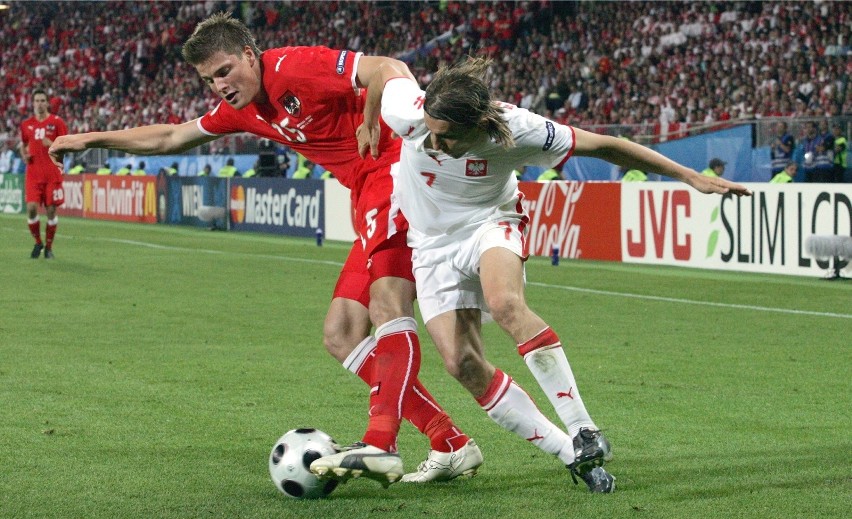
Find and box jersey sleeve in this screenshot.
[197,101,240,136]
[508,107,575,169]
[380,77,426,140]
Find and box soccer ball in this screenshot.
[269,428,340,499]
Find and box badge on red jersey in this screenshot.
[465,159,488,177]
[278,91,301,117]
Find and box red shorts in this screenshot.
[352,168,408,259]
[333,223,414,311]
[25,169,65,207]
[332,165,413,307]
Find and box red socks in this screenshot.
[28,219,42,245]
[348,327,471,453]
[45,219,57,250]
[361,318,421,452]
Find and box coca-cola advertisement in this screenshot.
[518,181,622,261]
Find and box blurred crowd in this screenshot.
[1,0,849,149]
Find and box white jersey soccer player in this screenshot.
[376,59,748,493]
[379,74,616,492]
[382,77,573,321]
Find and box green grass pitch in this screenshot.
[1,213,849,518]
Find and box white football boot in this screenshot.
[310,442,403,488]
[401,439,483,483]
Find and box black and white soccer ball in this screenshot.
[269,428,339,499]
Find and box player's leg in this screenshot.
[315,238,478,484]
[25,176,44,258]
[479,245,614,492]
[426,309,576,466]
[44,203,58,259]
[369,274,481,483]
[480,246,597,435]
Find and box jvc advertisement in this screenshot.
[229,178,323,237]
[620,183,852,276]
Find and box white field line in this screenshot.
[104,238,346,267]
[528,282,852,319]
[6,224,846,319]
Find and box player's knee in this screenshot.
[322,329,351,363]
[486,291,525,327]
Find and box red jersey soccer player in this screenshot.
[50,13,482,486]
[20,89,67,259]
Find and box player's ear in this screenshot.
[244,46,256,65]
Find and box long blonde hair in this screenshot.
[424,57,515,148]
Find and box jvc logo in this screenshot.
[625,190,691,260]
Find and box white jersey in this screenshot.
[381,77,576,244]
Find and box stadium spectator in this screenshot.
[115,163,131,176]
[769,122,795,178]
[19,88,67,259]
[621,166,647,182]
[242,160,257,178]
[0,140,16,174]
[701,158,726,178]
[67,160,85,175]
[537,166,564,181]
[809,140,834,183]
[3,1,850,145]
[362,56,750,492]
[832,123,848,183]
[132,161,146,175]
[217,157,238,177]
[198,164,212,177]
[770,162,797,183]
[292,157,314,179]
[49,12,482,486]
[801,121,823,180]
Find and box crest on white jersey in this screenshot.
[465,159,488,177]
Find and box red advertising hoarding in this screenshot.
[519,181,622,261]
[58,174,157,223]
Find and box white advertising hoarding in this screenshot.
[621,183,852,276]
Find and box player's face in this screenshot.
[424,113,481,158]
[195,47,261,109]
[32,94,49,117]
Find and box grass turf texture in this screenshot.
[1,213,849,519]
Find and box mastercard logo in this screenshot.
[230,185,245,223]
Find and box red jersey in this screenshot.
[198,46,401,197]
[20,113,67,180]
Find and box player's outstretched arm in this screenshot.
[49,120,218,169]
[572,127,752,196]
[356,56,415,159]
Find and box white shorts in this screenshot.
[411,217,527,324]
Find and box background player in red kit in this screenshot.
[50,13,482,486]
[20,88,67,259]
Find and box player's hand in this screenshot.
[356,121,381,160]
[691,175,752,197]
[48,135,85,169]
